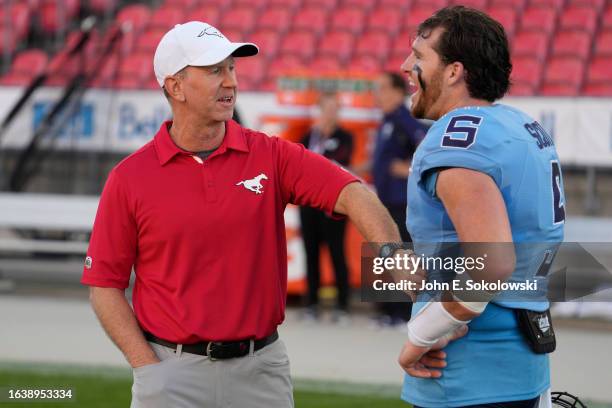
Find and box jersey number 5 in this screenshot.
[441,115,482,149]
[551,160,565,224]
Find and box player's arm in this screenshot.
[334,182,401,243]
[90,287,159,368]
[399,167,515,377]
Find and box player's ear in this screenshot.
[164,75,186,103]
[446,62,465,86]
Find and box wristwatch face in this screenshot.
[380,244,394,258]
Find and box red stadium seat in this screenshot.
[236,57,266,90]
[391,31,414,59]
[134,28,167,53]
[567,0,605,9]
[508,83,536,95]
[301,0,339,11]
[542,57,584,90]
[88,53,119,88]
[88,0,118,14]
[530,0,564,8]
[262,54,305,90]
[318,31,355,62]
[0,49,48,86]
[350,55,382,73]
[163,0,199,11]
[249,30,281,59]
[0,3,31,42]
[220,7,258,34]
[512,31,549,59]
[233,0,269,11]
[220,29,246,42]
[40,0,80,34]
[404,7,439,35]
[385,55,408,72]
[451,0,489,10]
[413,0,447,10]
[489,0,526,9]
[279,31,317,60]
[114,76,144,89]
[149,5,184,30]
[355,31,392,60]
[379,0,413,9]
[540,84,580,96]
[344,0,378,9]
[189,6,221,28]
[293,7,329,36]
[269,0,303,10]
[257,7,293,33]
[367,10,403,36]
[521,8,557,34]
[594,31,612,56]
[559,7,597,33]
[602,7,612,30]
[510,56,543,88]
[310,55,343,72]
[487,7,517,38]
[116,4,151,33]
[330,8,366,34]
[551,31,591,59]
[587,57,612,82]
[583,83,612,96]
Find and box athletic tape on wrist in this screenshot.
[406,301,469,347]
[451,271,499,314]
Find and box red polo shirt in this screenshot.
[81,120,358,343]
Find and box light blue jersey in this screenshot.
[402,104,565,406]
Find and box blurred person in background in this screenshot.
[299,92,354,323]
[372,72,428,327]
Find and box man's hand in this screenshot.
[398,325,468,378]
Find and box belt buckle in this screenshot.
[206,342,220,360]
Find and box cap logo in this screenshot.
[197,27,223,39]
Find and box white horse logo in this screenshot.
[236,173,268,194]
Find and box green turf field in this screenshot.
[0,363,408,408]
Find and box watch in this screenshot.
[378,243,405,258]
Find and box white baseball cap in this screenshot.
[153,21,259,87]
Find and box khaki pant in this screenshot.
[130,339,294,408]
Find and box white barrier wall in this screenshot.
[1,87,611,166]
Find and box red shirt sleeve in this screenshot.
[81,168,137,289]
[275,137,360,216]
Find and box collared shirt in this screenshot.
[81,120,358,343]
[372,104,428,206]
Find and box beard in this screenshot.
[410,68,443,120]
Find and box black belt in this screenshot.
[143,330,279,360]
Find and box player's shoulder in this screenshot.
[423,104,529,153]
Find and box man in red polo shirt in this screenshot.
[82,22,403,408]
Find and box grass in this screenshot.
[0,362,408,408]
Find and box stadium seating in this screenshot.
[0,49,48,86]
[257,7,294,33]
[149,5,184,30]
[0,0,610,95]
[188,5,221,28]
[521,7,557,34]
[367,10,403,36]
[355,32,392,60]
[559,7,598,33]
[594,31,612,56]
[319,31,355,62]
[249,30,282,59]
[551,31,592,59]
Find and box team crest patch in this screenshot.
[85,256,93,269]
[236,173,268,194]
